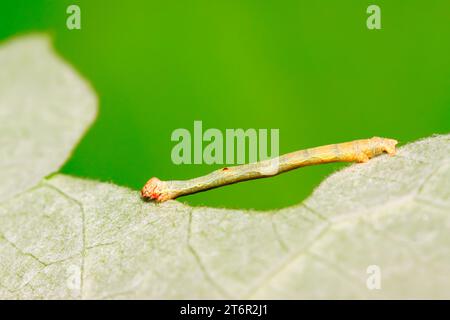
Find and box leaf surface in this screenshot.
[1,135,448,299]
[0,35,449,299]
[0,35,97,201]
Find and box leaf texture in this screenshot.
[0,134,448,299]
[0,34,97,201]
[0,34,449,299]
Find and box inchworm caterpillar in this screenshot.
[141,136,398,202]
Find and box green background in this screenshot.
[1,0,449,210]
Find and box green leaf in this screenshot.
[0,35,449,299]
[1,135,448,299]
[0,34,97,202]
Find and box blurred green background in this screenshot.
[1,0,449,210]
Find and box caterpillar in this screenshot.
[141,137,398,202]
